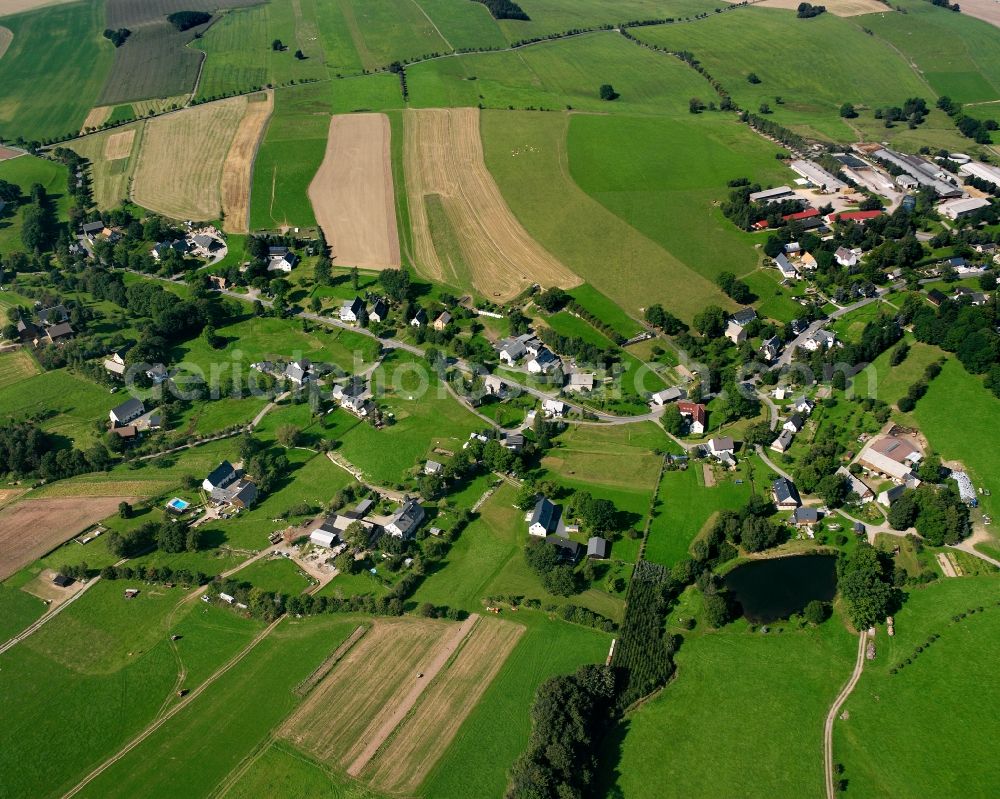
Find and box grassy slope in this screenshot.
[0,2,112,142]
[481,110,730,322]
[836,576,1000,797]
[0,155,70,252]
[611,613,856,798]
[567,112,787,282]
[414,0,506,50]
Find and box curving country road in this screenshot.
[824,632,868,799]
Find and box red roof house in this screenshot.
[782,208,820,221]
[826,210,883,224]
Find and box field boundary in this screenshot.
[293,623,368,696]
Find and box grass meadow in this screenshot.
[0,580,263,799]
[333,0,449,72]
[0,581,45,642]
[67,121,144,210]
[0,155,70,252]
[567,283,643,338]
[835,576,1000,796]
[568,112,787,284]
[74,616,360,799]
[0,2,112,141]
[481,110,730,322]
[0,348,40,390]
[607,602,856,798]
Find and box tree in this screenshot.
[343,520,370,549]
[118,501,132,519]
[838,543,894,629]
[334,551,357,574]
[693,305,726,338]
[703,591,732,628]
[276,424,301,448]
[599,84,618,101]
[350,266,359,291]
[294,49,305,59]
[817,473,848,507]
[747,72,761,84]
[803,600,830,625]
[689,97,705,114]
[314,256,331,286]
[839,102,858,119]
[759,102,772,114]
[271,38,283,51]
[888,490,918,530]
[661,404,684,436]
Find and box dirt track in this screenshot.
[309,113,401,269]
[221,91,273,234]
[0,496,138,580]
[404,107,579,299]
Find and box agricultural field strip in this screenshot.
[61,615,286,799]
[345,614,480,775]
[293,623,367,696]
[220,91,274,233]
[362,617,525,793]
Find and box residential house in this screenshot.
[566,372,595,393]
[793,397,815,416]
[837,466,874,503]
[528,497,561,537]
[498,338,527,365]
[587,536,610,560]
[784,241,802,255]
[151,239,190,260]
[772,477,801,509]
[730,307,757,327]
[15,318,38,343]
[759,336,782,362]
[677,401,707,435]
[543,398,566,418]
[203,460,239,493]
[37,305,68,326]
[792,506,820,527]
[146,363,169,384]
[340,297,366,323]
[268,247,300,272]
[775,254,798,280]
[790,318,808,336]
[835,247,859,268]
[546,536,582,563]
[191,233,222,254]
[424,460,443,475]
[228,480,259,509]
[109,397,145,427]
[503,433,525,452]
[369,299,389,323]
[81,221,105,242]
[725,320,747,346]
[800,252,818,271]
[385,499,425,539]
[433,311,452,331]
[527,348,560,375]
[650,387,683,406]
[878,484,907,507]
[103,349,128,378]
[927,288,947,307]
[708,436,735,457]
[770,429,794,453]
[284,359,312,385]
[802,329,836,351]
[45,322,74,344]
[410,308,428,327]
[482,374,505,398]
[783,414,804,434]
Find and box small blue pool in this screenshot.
[167,497,190,511]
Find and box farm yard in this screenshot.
[405,107,579,299]
[0,496,139,580]
[309,113,401,269]
[131,97,246,221]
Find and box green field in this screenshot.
[482,110,730,322]
[744,268,805,323]
[0,348,40,391]
[334,0,449,72]
[567,283,643,339]
[644,461,753,567]
[0,582,45,642]
[836,576,1000,796]
[224,554,312,594]
[610,604,856,798]
[0,154,71,252]
[414,0,506,51]
[1,580,263,799]
[0,3,113,142]
[567,112,786,283]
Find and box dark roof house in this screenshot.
[528,497,561,536]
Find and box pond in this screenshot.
[724,554,837,623]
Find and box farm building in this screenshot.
[109,397,145,427]
[340,297,366,323]
[566,372,595,393]
[203,461,239,493]
[546,535,581,563]
[937,197,991,221]
[587,536,610,559]
[789,159,847,192]
[385,499,425,539]
[772,477,801,509]
[650,387,683,406]
[528,497,561,537]
[749,186,797,204]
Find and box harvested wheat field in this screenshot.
[309,113,401,269]
[958,0,1000,29]
[0,0,76,14]
[0,496,138,580]
[361,616,523,793]
[132,97,246,221]
[405,107,579,300]
[80,105,111,133]
[104,128,135,161]
[280,616,482,771]
[749,0,887,15]
[221,91,273,233]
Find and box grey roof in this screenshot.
[268,245,289,256]
[531,348,558,366]
[787,413,804,429]
[232,481,258,507]
[411,308,428,324]
[730,307,757,326]
[435,311,452,325]
[546,535,581,562]
[46,322,74,339]
[344,296,365,316]
[772,477,801,506]
[587,536,609,558]
[37,305,68,325]
[285,359,311,382]
[370,299,388,319]
[389,499,425,536]
[353,498,374,517]
[529,497,561,533]
[81,221,105,234]
[111,397,144,420]
[793,506,819,524]
[775,253,795,273]
[205,460,237,488]
[499,339,527,360]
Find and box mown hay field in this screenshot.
[405,107,579,299]
[220,90,273,232]
[0,348,39,390]
[69,122,143,211]
[0,496,139,580]
[309,112,400,269]
[132,97,246,221]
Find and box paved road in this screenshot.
[824,632,868,799]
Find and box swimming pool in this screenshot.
[167,497,190,511]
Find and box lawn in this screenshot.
[0,2,113,142]
[0,579,263,799]
[226,554,313,594]
[481,110,730,322]
[836,576,1000,797]
[644,461,754,568]
[744,268,806,323]
[73,616,360,799]
[567,112,786,284]
[608,609,856,798]
[421,611,611,799]
[857,335,940,408]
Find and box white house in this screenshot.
[527,348,560,375]
[528,497,560,537]
[424,459,443,475]
[835,247,859,268]
[650,387,683,406]
[803,329,836,351]
[725,320,747,345]
[109,397,145,427]
[793,397,815,416]
[770,429,794,453]
[566,372,595,393]
[340,297,365,323]
[203,461,239,493]
[543,399,566,418]
[385,499,425,539]
[268,247,300,272]
[783,413,804,434]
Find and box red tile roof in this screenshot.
[677,401,707,426]
[782,208,820,221]
[752,220,769,230]
[827,210,883,223]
